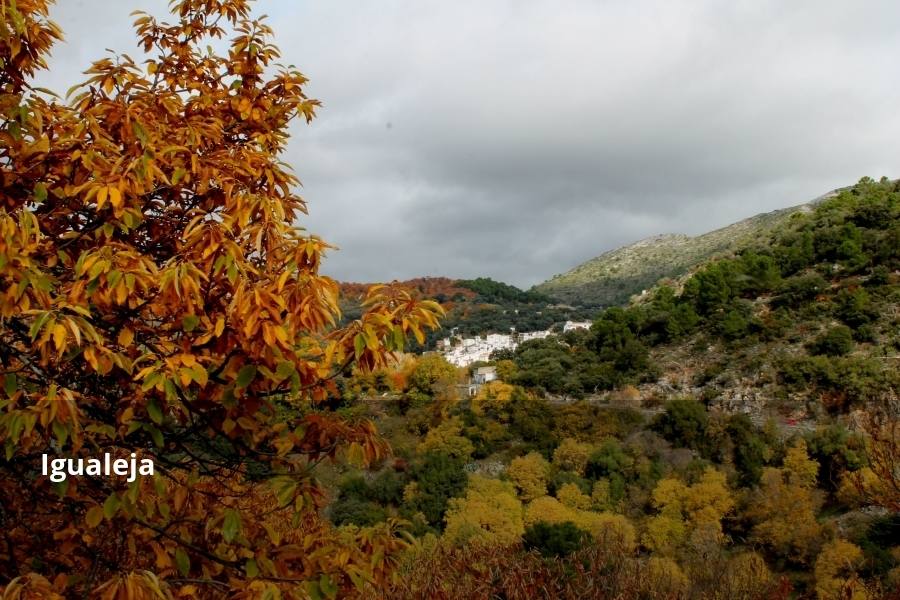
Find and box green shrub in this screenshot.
[584,438,633,480]
[726,414,770,487]
[523,521,590,557]
[548,471,592,496]
[651,398,710,454]
[807,325,854,357]
[835,287,877,329]
[369,470,407,505]
[406,452,468,527]
[773,273,827,308]
[329,498,387,527]
[805,425,865,492]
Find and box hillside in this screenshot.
[339,277,597,349]
[534,199,827,306]
[328,177,900,598]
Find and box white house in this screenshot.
[473,366,497,384]
[562,320,593,332]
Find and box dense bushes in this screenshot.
[652,398,710,455]
[807,325,854,356]
[523,521,591,557]
[362,542,789,600]
[334,178,900,599]
[329,452,468,531]
[456,277,554,304]
[777,355,894,412]
[406,453,469,527]
[496,180,897,413]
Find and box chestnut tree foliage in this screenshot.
[0,0,442,597]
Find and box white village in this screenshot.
[437,320,593,367]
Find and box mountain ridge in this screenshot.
[532,196,831,306]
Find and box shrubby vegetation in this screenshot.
[322,180,900,598]
[499,178,900,410]
[326,348,898,598]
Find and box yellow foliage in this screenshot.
[402,481,420,503]
[650,477,689,513]
[682,467,734,525]
[783,439,819,488]
[573,511,636,551]
[643,468,733,554]
[0,573,65,600]
[0,0,445,594]
[837,467,886,509]
[552,438,594,475]
[747,467,824,563]
[523,496,574,528]
[494,359,517,382]
[643,512,687,556]
[591,479,617,511]
[471,381,515,415]
[557,483,592,510]
[507,452,551,501]
[524,496,636,551]
[417,417,475,461]
[444,476,524,547]
[409,354,460,394]
[92,571,175,600]
[815,539,867,600]
[888,562,900,591]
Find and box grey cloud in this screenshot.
[37,0,900,287]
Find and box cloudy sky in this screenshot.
[37,1,900,287]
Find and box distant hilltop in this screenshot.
[532,198,824,306]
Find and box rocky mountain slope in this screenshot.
[534,198,830,307]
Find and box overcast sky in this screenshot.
[37,1,900,287]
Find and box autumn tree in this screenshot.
[507,451,551,501]
[556,482,591,510]
[552,437,593,475]
[408,354,458,396]
[814,539,867,600]
[642,468,734,556]
[416,417,474,461]
[0,1,442,597]
[470,380,514,416]
[523,496,636,551]
[746,443,825,564]
[442,476,524,547]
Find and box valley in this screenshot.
[327,177,900,598]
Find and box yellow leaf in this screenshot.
[277,270,291,291]
[109,187,122,209]
[52,323,67,351]
[96,186,108,210]
[118,328,134,347]
[84,347,99,370]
